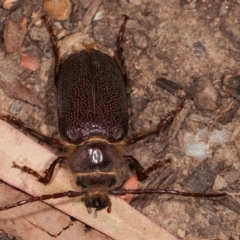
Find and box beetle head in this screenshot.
[82,192,111,211]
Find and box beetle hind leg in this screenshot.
[0,115,65,150]
[125,103,184,145]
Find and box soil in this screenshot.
[0,0,240,239]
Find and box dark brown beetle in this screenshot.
[0,16,226,213]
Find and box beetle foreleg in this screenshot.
[116,15,129,62]
[41,15,60,75]
[13,156,66,185]
[115,15,129,86]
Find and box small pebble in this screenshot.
[194,79,219,111]
[2,0,20,10]
[4,18,28,53]
[9,100,23,115]
[20,53,40,71]
[218,0,230,18]
[212,175,227,191]
[29,25,49,42]
[133,30,148,49]
[39,123,49,136]
[192,41,208,58]
[177,229,185,238]
[43,0,72,21]
[93,23,116,48]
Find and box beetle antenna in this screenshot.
[110,188,226,198]
[0,190,84,211]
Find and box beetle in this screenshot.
[0,15,226,213]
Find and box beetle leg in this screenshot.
[125,156,171,182]
[13,156,66,185]
[0,115,65,150]
[115,15,129,85]
[116,15,129,65]
[125,155,147,181]
[142,159,171,176]
[125,103,184,145]
[41,15,60,76]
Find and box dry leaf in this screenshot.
[0,120,177,240]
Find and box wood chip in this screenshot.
[82,0,102,27]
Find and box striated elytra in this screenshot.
[57,49,128,144]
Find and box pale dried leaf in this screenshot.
[0,120,177,240]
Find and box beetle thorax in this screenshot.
[66,141,131,193]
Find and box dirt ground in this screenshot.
[0,0,240,239]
